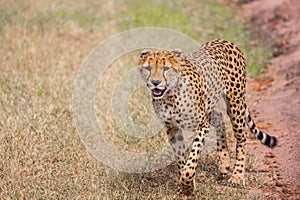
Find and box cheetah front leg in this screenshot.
[179,121,209,196]
[166,126,186,194]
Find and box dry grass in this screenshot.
[0,0,271,199]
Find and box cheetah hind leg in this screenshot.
[226,99,247,186]
[211,110,230,177]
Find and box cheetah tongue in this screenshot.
[153,88,162,95]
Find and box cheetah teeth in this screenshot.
[151,88,166,97]
[153,88,162,95]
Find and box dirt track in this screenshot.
[241,0,300,199]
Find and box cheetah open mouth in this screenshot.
[151,88,167,98]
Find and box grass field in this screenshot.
[0,0,271,199]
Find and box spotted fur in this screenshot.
[139,39,277,196]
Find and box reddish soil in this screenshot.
[240,0,300,199]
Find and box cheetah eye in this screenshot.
[163,66,171,71]
[144,66,151,71]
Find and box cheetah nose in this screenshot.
[151,80,161,86]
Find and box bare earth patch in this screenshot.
[241,0,300,199]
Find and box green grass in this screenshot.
[0,0,271,199]
[119,1,192,34]
[118,0,271,76]
[27,9,102,30]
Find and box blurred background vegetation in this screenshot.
[0,0,270,199]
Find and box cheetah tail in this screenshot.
[245,105,278,148]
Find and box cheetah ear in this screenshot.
[140,49,152,59]
[172,48,183,57]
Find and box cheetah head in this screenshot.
[139,49,182,100]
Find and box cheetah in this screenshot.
[139,39,277,196]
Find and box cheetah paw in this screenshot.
[228,175,245,187]
[179,179,195,196]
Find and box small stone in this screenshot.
[265,152,275,158]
